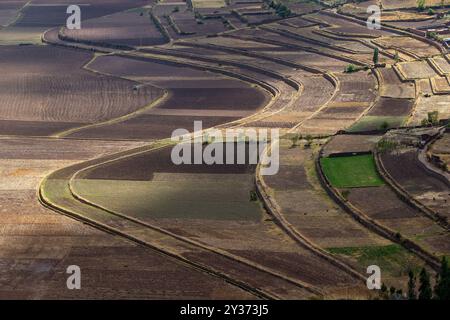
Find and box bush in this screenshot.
[345,64,357,73]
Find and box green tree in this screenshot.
[419,268,432,300]
[373,47,379,65]
[407,270,417,300]
[345,64,356,73]
[428,111,439,125]
[435,257,450,300]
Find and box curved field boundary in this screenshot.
[69,165,324,297]
[325,10,445,54]
[38,28,328,297]
[255,147,367,284]
[374,149,450,230]
[252,70,379,285]
[38,175,275,300]
[138,47,302,90]
[43,28,296,134]
[371,38,422,61]
[260,26,359,55]
[222,33,367,67]
[51,54,170,138]
[418,130,450,185]
[171,41,326,74]
[40,140,324,298]
[315,142,441,271]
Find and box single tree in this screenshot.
[434,257,450,300]
[418,267,432,300]
[373,47,379,65]
[407,270,417,300]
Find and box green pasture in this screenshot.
[320,154,385,188]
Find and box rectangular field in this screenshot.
[320,154,385,188]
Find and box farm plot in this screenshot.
[0,0,26,26]
[398,61,437,80]
[347,186,450,257]
[348,97,414,132]
[191,0,226,8]
[409,94,450,125]
[379,67,416,99]
[376,36,440,58]
[297,71,377,134]
[380,148,450,219]
[260,50,349,73]
[14,0,150,28]
[285,75,335,113]
[432,56,450,74]
[62,9,167,47]
[430,133,450,170]
[0,46,162,136]
[0,137,252,299]
[274,24,373,53]
[320,154,385,188]
[322,134,382,156]
[69,143,365,297]
[380,0,447,10]
[70,54,270,139]
[306,11,390,37]
[262,141,424,288]
[193,36,285,51]
[170,11,227,36]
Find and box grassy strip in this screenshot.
[347,116,406,132]
[327,244,422,275]
[320,154,385,188]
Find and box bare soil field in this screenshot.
[432,56,450,74]
[71,54,270,139]
[15,0,150,28]
[300,71,376,133]
[430,133,450,169]
[398,61,437,80]
[306,11,390,37]
[62,9,167,47]
[323,134,381,156]
[367,97,414,117]
[69,114,240,140]
[379,67,416,99]
[410,94,450,125]
[376,36,440,58]
[0,46,162,136]
[380,148,450,219]
[0,0,26,26]
[347,186,450,257]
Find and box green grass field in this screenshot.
[320,154,385,188]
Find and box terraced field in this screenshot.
[1,0,449,300]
